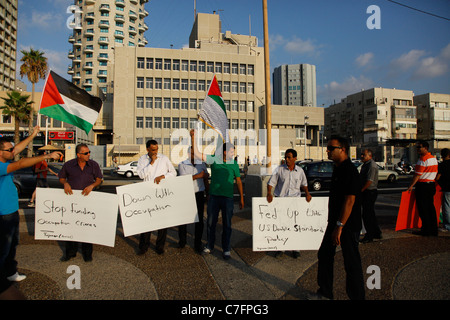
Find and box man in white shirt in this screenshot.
[266,149,311,258]
[136,139,177,255]
[178,147,209,252]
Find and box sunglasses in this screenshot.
[78,151,91,155]
[1,147,14,152]
[327,145,342,151]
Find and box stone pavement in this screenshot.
[12,198,450,302]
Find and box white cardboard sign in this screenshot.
[116,175,198,237]
[252,197,328,251]
[34,188,119,247]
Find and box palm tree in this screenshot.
[1,91,33,161]
[19,48,48,157]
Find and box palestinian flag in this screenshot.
[39,71,102,134]
[198,75,229,143]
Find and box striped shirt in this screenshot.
[415,152,438,182]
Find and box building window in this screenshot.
[223,81,230,92]
[181,98,188,110]
[146,58,153,69]
[136,117,143,128]
[164,98,171,109]
[181,118,188,129]
[190,60,197,72]
[231,119,238,129]
[154,117,162,128]
[239,101,246,112]
[164,78,171,90]
[181,79,188,90]
[163,117,170,128]
[145,117,152,128]
[215,62,222,73]
[198,80,205,91]
[248,101,254,112]
[164,59,171,70]
[248,64,254,75]
[146,77,153,89]
[240,82,246,94]
[154,97,162,109]
[145,97,153,108]
[198,61,205,72]
[136,97,144,108]
[155,58,162,70]
[207,62,214,73]
[248,83,254,94]
[231,63,238,74]
[224,100,230,111]
[155,78,162,89]
[172,118,179,129]
[173,59,180,70]
[137,77,144,88]
[172,98,180,109]
[181,60,188,71]
[240,64,246,75]
[231,82,238,93]
[190,99,197,110]
[190,79,197,91]
[172,79,180,90]
[232,100,238,111]
[223,63,230,74]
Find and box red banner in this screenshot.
[48,131,74,140]
[395,184,442,231]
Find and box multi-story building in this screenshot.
[111,12,264,161]
[0,0,17,91]
[324,88,417,163]
[414,93,450,155]
[273,64,317,107]
[67,0,149,144]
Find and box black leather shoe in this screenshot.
[60,253,76,262]
[359,236,374,243]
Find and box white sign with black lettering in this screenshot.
[116,175,198,237]
[34,188,118,247]
[252,197,328,251]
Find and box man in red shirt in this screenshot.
[28,151,58,207]
[407,141,438,236]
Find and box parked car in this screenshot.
[13,164,61,195]
[296,160,334,191]
[117,161,139,178]
[353,161,398,183]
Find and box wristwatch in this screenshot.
[336,221,344,227]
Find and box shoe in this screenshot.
[222,251,231,260]
[359,236,374,243]
[82,254,93,262]
[7,272,26,282]
[155,248,165,255]
[292,251,300,259]
[202,247,211,255]
[60,253,76,262]
[27,201,35,207]
[137,246,148,255]
[178,242,186,249]
[307,291,331,300]
[274,251,283,258]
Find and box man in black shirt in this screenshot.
[312,136,365,300]
[437,148,450,232]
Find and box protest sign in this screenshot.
[395,184,442,231]
[252,197,328,251]
[34,188,118,247]
[116,175,198,237]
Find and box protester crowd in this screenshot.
[1,126,448,300]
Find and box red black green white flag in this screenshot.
[39,71,102,134]
[198,75,229,142]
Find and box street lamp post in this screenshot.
[304,115,309,160]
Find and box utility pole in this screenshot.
[262,0,271,172]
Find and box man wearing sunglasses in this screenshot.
[311,136,365,300]
[0,127,62,299]
[58,143,103,262]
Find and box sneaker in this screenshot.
[202,247,211,255]
[27,202,35,208]
[222,251,231,260]
[7,272,26,282]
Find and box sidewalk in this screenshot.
[13,202,450,301]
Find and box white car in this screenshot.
[117,161,138,178]
[353,162,398,183]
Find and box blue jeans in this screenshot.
[0,211,19,278]
[206,195,234,252]
[442,192,450,231]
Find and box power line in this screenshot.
[387,0,450,21]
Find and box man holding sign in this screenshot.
[136,139,176,255]
[58,143,103,262]
[266,149,311,258]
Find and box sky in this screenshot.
[17,0,450,108]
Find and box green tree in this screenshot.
[19,48,48,157]
[1,91,33,161]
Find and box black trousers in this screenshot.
[361,189,381,238]
[317,225,365,300]
[139,229,167,253]
[179,191,205,251]
[64,241,92,259]
[415,182,438,235]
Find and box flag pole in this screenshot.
[262,0,272,173]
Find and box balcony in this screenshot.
[83,63,93,70]
[84,46,94,53]
[85,0,95,4]
[73,56,82,63]
[68,35,75,43]
[115,14,125,23]
[98,20,110,28]
[130,0,138,4]
[115,0,125,7]
[84,13,95,21]
[128,26,137,35]
[114,31,124,39]
[99,4,110,12]
[84,30,95,37]
[68,50,74,59]
[67,66,74,74]
[139,9,149,18]
[98,37,109,45]
[98,54,109,61]
[97,71,108,78]
[73,41,82,47]
[129,10,138,20]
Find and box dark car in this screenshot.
[296,160,334,191]
[13,164,62,196]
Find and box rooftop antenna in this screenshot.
[194,0,196,20]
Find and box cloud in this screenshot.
[269,34,322,56]
[355,52,374,68]
[19,9,65,31]
[320,75,375,105]
[390,49,427,71]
